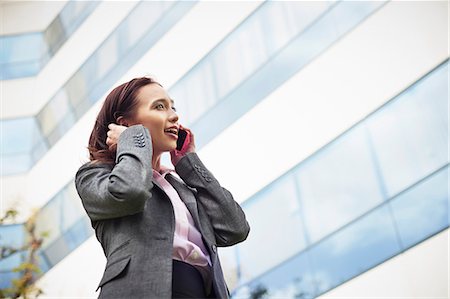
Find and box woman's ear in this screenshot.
[116,116,129,127]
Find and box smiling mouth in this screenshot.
[165,131,178,139]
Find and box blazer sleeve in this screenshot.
[174,152,250,247]
[75,125,154,222]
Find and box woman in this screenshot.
[75,77,250,299]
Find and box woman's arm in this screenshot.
[75,125,154,221]
[175,152,250,247]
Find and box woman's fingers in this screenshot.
[106,123,127,150]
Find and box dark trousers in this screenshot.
[172,260,216,298]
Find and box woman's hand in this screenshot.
[106,123,127,152]
[170,124,196,166]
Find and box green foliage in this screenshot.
[0,208,46,299]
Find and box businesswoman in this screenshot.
[75,76,250,299]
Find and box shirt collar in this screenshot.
[156,164,175,178]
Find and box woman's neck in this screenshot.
[152,152,162,172]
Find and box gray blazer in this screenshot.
[75,125,250,299]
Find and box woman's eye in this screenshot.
[172,106,177,112]
[156,103,165,109]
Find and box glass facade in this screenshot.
[1,1,196,176]
[0,1,447,296]
[0,57,446,295]
[0,1,99,80]
[1,1,387,176]
[229,61,449,298]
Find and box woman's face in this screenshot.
[129,83,179,154]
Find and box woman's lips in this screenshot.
[165,132,178,139]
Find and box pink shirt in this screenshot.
[152,165,212,268]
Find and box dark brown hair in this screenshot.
[87,76,161,164]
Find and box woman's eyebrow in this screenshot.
[152,98,175,106]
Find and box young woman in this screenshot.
[75,77,250,299]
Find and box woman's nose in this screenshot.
[169,109,178,122]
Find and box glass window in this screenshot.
[366,63,449,197]
[168,84,191,123]
[31,136,49,164]
[35,194,63,248]
[295,125,385,243]
[1,118,36,155]
[46,111,76,147]
[61,184,88,232]
[243,251,317,299]
[218,247,239,290]
[1,153,33,175]
[284,1,332,36]
[330,1,387,36]
[64,217,92,251]
[37,89,71,136]
[213,18,267,99]
[43,236,70,267]
[238,176,307,284]
[183,62,217,122]
[0,33,46,64]
[0,224,25,249]
[123,1,169,49]
[0,252,24,289]
[390,166,449,249]
[96,34,119,81]
[310,205,401,294]
[66,71,89,110]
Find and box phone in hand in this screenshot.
[176,128,190,153]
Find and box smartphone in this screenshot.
[176,128,190,153]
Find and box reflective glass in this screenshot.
[218,247,239,290]
[0,224,25,248]
[367,63,449,197]
[0,33,46,64]
[96,33,119,81]
[124,1,171,48]
[37,89,72,136]
[60,184,87,232]
[296,125,385,243]
[64,217,92,251]
[46,110,76,146]
[35,194,63,248]
[44,16,66,56]
[330,1,387,36]
[213,16,267,99]
[67,71,90,114]
[0,59,42,79]
[43,235,70,266]
[239,176,307,284]
[390,166,449,249]
[1,153,33,175]
[182,62,217,122]
[310,205,401,294]
[0,252,24,289]
[31,138,49,164]
[59,1,98,35]
[236,251,317,299]
[36,250,51,273]
[1,1,98,80]
[1,118,37,155]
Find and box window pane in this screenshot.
[310,205,401,294]
[390,166,449,249]
[367,63,449,197]
[239,176,307,284]
[218,247,239,290]
[296,125,385,243]
[236,251,317,299]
